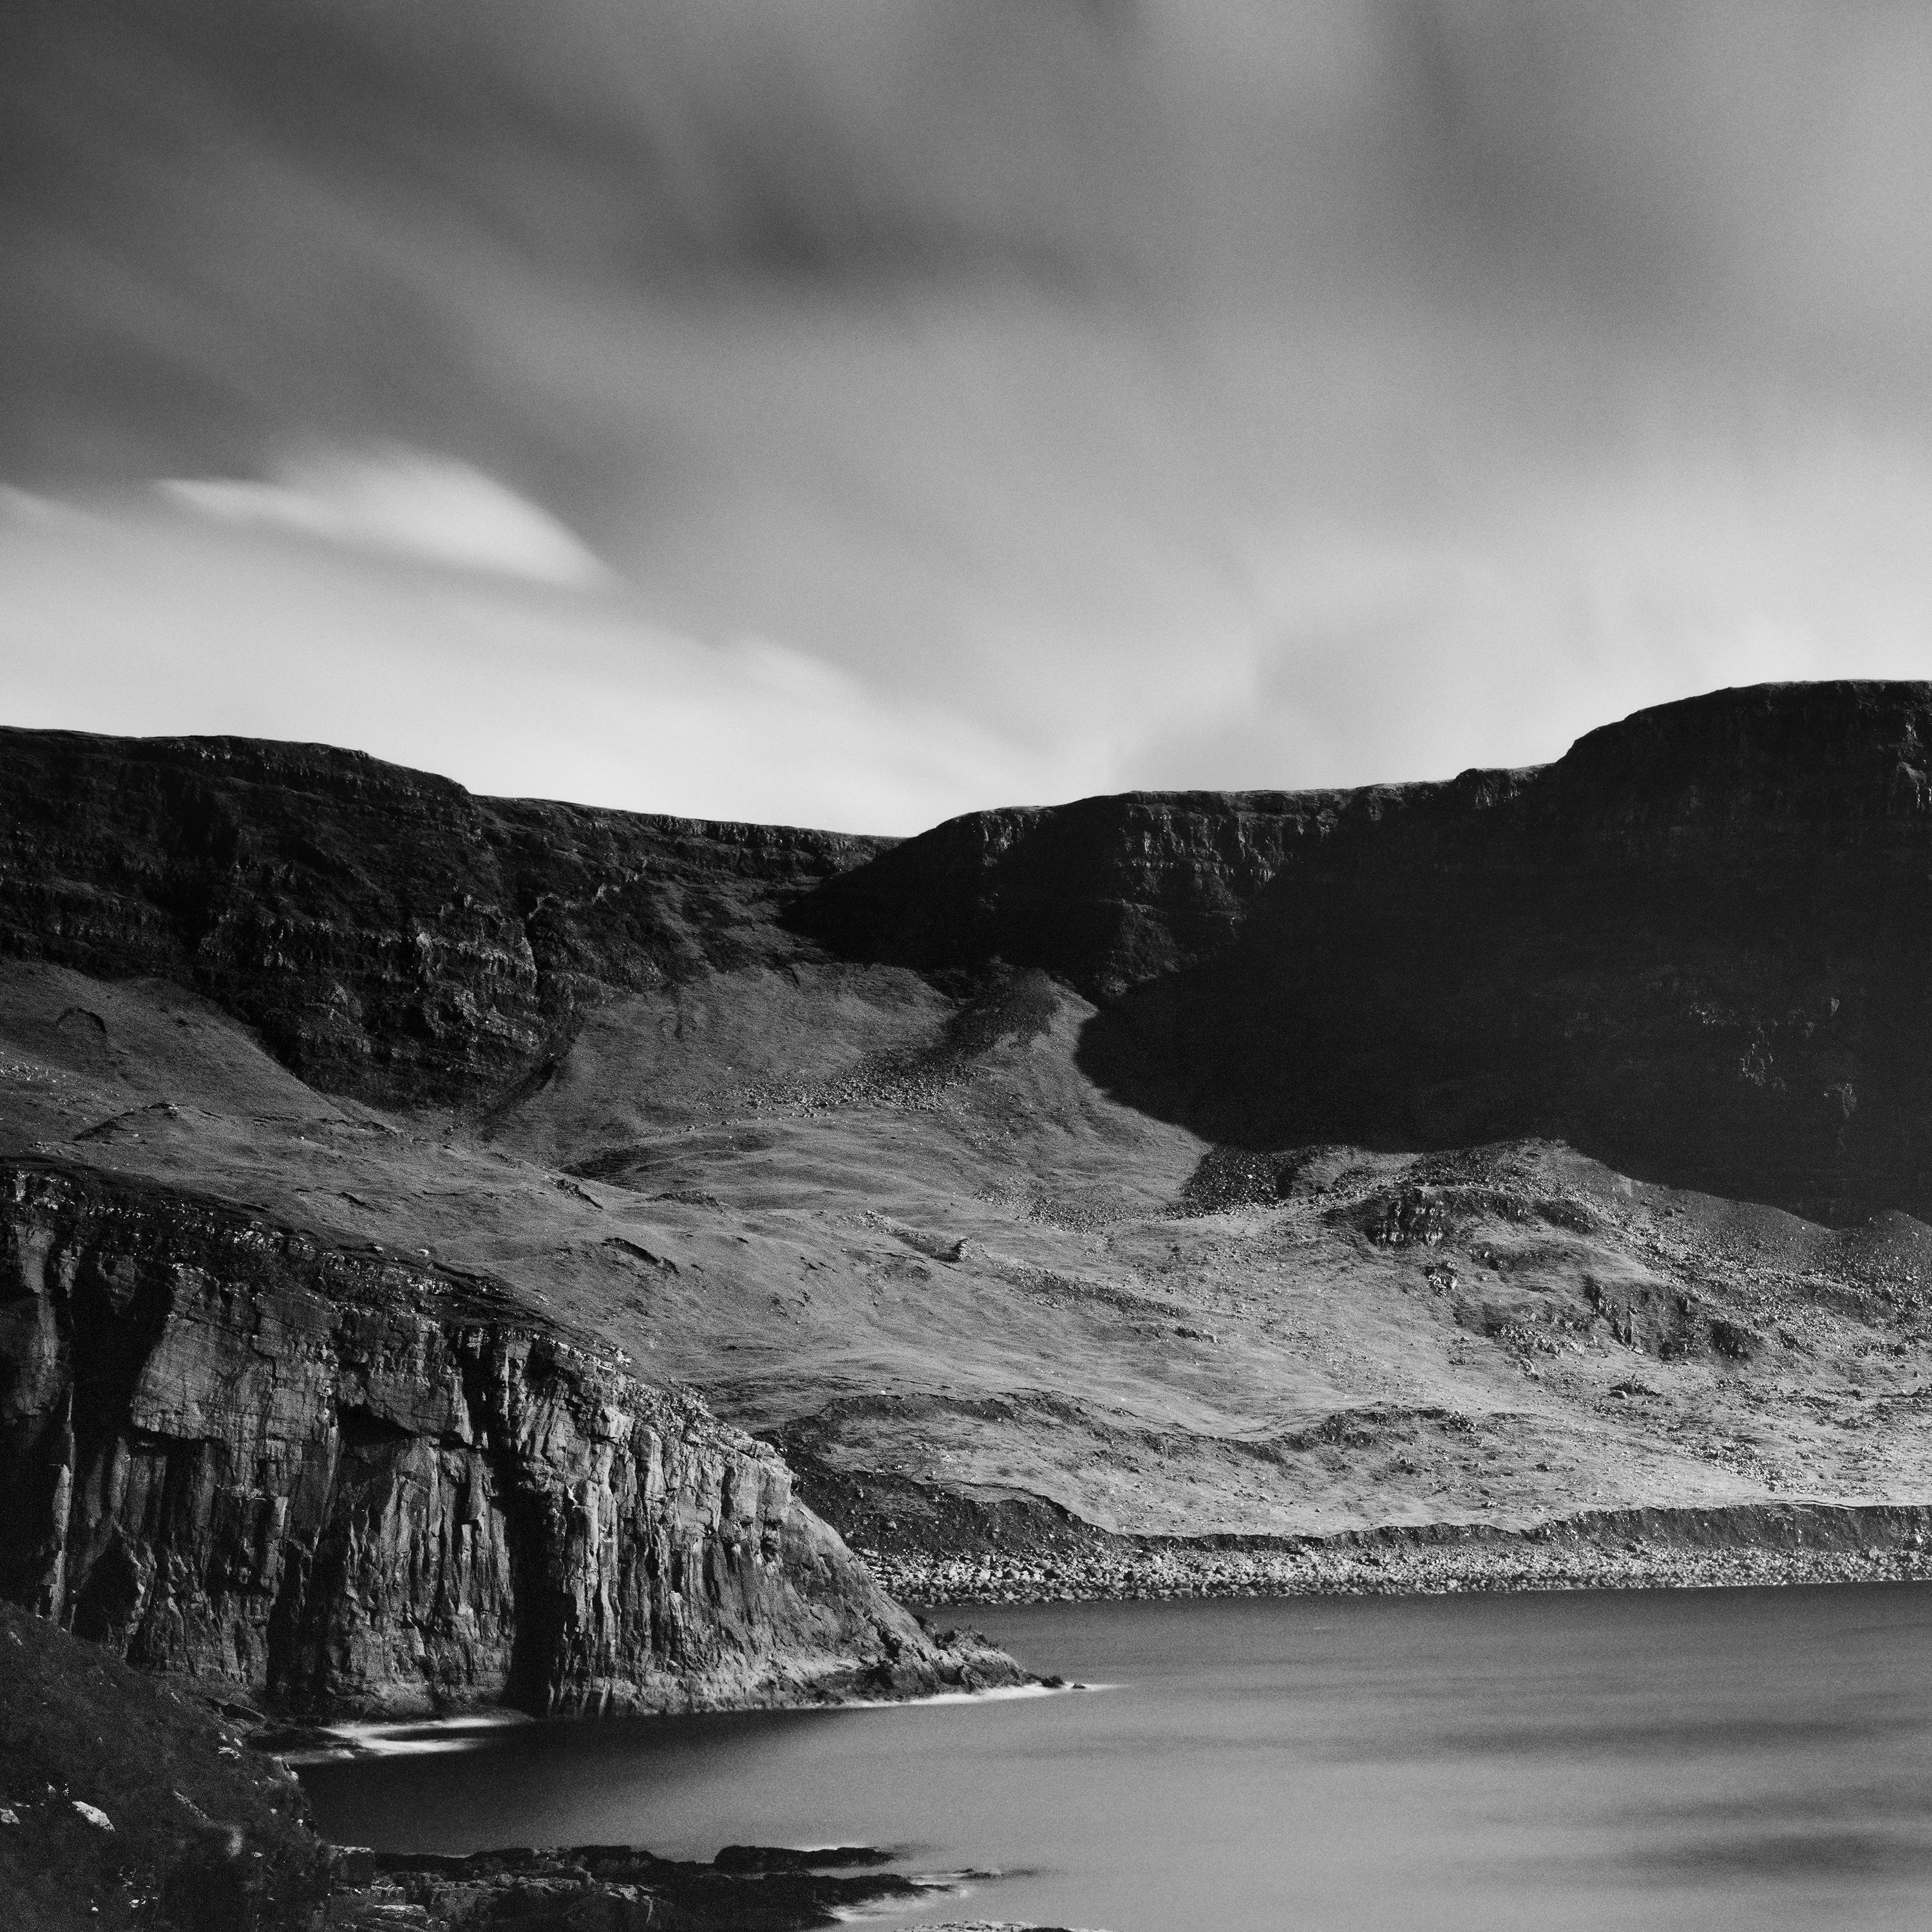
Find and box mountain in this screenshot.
[0,728,887,1104]
[5,683,1932,1696]
[805,681,1932,1226]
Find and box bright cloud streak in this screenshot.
[160,447,611,589]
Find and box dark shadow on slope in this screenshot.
[1075,819,1932,1230]
[791,685,1932,1226]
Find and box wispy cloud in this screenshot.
[160,446,611,588]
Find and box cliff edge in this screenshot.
[805,681,1932,1226]
[0,1159,1011,1716]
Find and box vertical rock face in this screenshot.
[791,789,1351,999]
[802,682,1932,1224]
[0,1161,979,1716]
[801,681,1932,987]
[1068,684,1932,1222]
[0,729,890,1107]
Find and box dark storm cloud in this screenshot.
[0,0,1168,493]
[12,0,1928,491]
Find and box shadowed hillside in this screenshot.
[808,682,1932,1225]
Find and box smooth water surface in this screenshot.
[302,1585,1932,1931]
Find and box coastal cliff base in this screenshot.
[0,1158,1021,1719]
[1,1595,990,1932]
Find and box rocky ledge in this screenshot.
[0,1159,1021,1716]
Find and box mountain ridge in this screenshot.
[7,681,1932,1685]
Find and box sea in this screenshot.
[299,1583,1932,1931]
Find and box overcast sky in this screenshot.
[5,1,1932,831]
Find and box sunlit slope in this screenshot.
[8,952,1931,1566]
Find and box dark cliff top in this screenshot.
[797,679,1932,985]
[1566,677,1932,768]
[864,678,1932,853]
[0,726,902,855]
[12,676,1927,858]
[5,680,1930,1103]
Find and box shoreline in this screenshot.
[867,1498,1932,1605]
[276,1681,1082,1763]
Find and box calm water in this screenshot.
[302,1586,1932,1931]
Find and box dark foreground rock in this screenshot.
[0,1158,1023,1716]
[0,1598,328,1932]
[328,1842,940,1931]
[1,1596,1009,1932]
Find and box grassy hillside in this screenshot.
[4,945,1930,1593]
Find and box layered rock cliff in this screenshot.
[15,686,1932,1220]
[0,1159,996,1716]
[0,729,889,1108]
[792,788,1341,999]
[806,681,1932,1224]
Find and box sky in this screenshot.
[5,0,1932,831]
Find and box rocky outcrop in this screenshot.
[0,730,889,1108]
[0,1159,1007,1716]
[0,1598,995,1932]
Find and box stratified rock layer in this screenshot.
[0,729,887,1106]
[793,786,1336,999]
[0,1160,990,1715]
[807,682,1932,1224]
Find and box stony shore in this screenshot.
[867,1501,1932,1605]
